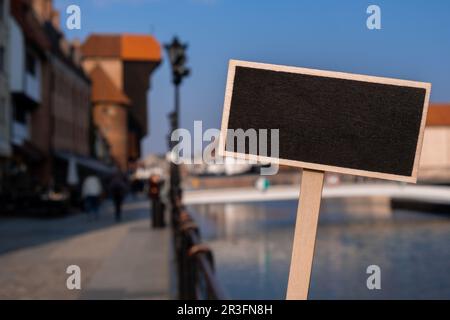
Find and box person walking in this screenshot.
[148,174,165,228]
[82,175,103,221]
[109,171,128,222]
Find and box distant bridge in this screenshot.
[183,183,450,206]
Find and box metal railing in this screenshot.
[170,194,227,300]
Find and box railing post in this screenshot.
[168,184,226,300]
[189,245,214,299]
[177,219,198,299]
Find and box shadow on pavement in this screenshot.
[0,196,152,256]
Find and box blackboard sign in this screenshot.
[219,60,431,299]
[220,60,431,183]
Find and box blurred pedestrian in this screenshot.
[149,174,165,228]
[109,171,128,222]
[130,178,141,199]
[255,177,270,192]
[82,175,103,221]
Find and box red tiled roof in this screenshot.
[121,34,161,61]
[82,34,161,62]
[426,104,450,126]
[89,66,130,105]
[82,35,121,59]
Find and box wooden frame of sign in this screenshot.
[218,59,431,300]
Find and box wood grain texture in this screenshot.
[219,60,432,183]
[286,169,324,300]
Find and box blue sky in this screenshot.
[55,0,450,156]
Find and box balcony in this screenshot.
[24,71,41,103]
[12,120,30,146]
[9,17,42,106]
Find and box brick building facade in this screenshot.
[82,34,161,171]
[29,0,92,186]
[3,0,101,199]
[8,0,51,195]
[90,65,130,170]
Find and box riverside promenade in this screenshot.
[0,198,170,300]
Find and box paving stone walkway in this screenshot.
[0,198,171,300]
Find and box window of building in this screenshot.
[0,0,4,22]
[0,46,4,74]
[14,104,28,124]
[0,97,5,126]
[26,51,36,76]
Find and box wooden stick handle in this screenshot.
[286,169,325,300]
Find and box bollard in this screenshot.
[149,175,166,228]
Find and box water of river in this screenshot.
[189,197,450,299]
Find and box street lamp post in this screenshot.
[165,37,190,201]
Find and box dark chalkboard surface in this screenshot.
[220,60,431,182]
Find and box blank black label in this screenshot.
[226,66,426,176]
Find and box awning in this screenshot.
[54,151,116,175]
[12,142,44,163]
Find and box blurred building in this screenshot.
[2,0,113,203]
[28,0,96,188]
[81,34,161,171]
[0,0,11,188]
[88,64,130,171]
[8,0,51,195]
[419,104,450,184]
